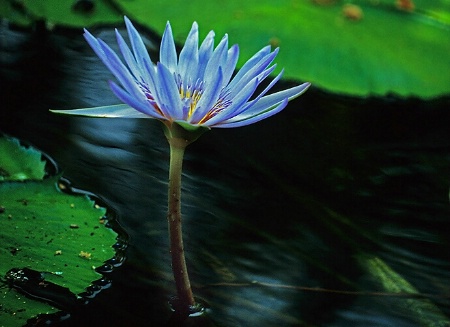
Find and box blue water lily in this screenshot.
[51,17,310,312]
[52,17,309,129]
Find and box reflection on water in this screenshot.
[1,22,450,327]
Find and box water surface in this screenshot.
[1,22,449,327]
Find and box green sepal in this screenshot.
[162,121,210,145]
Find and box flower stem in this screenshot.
[167,136,195,308]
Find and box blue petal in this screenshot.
[255,63,277,84]
[109,81,164,119]
[189,67,223,123]
[156,62,183,120]
[115,29,141,80]
[221,44,239,89]
[178,22,199,83]
[215,98,289,128]
[204,76,259,126]
[160,21,178,73]
[226,64,278,117]
[84,29,107,61]
[197,30,215,79]
[124,17,153,73]
[226,82,310,123]
[141,58,162,105]
[238,68,284,112]
[203,34,228,86]
[96,39,145,100]
[226,49,278,96]
[226,45,272,90]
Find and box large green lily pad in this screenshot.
[2,0,448,98]
[0,136,118,326]
[111,0,450,98]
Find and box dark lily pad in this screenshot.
[0,0,122,27]
[0,136,120,326]
[0,0,32,25]
[358,255,450,327]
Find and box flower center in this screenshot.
[175,74,234,125]
[175,74,204,119]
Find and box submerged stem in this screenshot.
[167,136,195,308]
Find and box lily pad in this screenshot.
[3,0,448,97]
[0,136,120,326]
[110,0,450,98]
[0,136,46,182]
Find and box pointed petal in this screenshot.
[208,65,277,125]
[83,29,108,63]
[96,39,145,100]
[221,44,239,88]
[141,58,161,104]
[156,62,183,120]
[238,68,283,112]
[215,98,289,128]
[255,63,277,84]
[178,22,199,82]
[227,45,272,89]
[189,67,223,123]
[109,81,164,119]
[50,104,152,118]
[204,76,259,126]
[160,21,178,73]
[227,48,279,95]
[203,34,228,86]
[124,16,153,72]
[226,82,310,123]
[197,30,215,79]
[115,28,141,80]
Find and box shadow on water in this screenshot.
[1,21,449,326]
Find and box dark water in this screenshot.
[1,22,449,327]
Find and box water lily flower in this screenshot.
[52,16,309,131]
[51,17,310,314]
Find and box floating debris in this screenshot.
[79,251,92,260]
[396,0,415,12]
[343,4,363,21]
